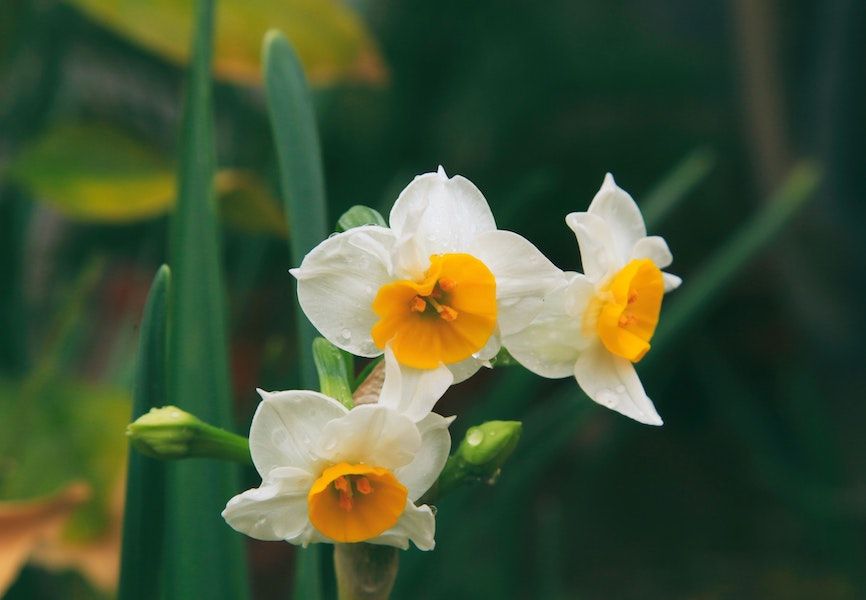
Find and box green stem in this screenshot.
[334,544,399,600]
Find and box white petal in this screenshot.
[663,272,682,292]
[470,230,565,336]
[221,466,313,542]
[565,211,619,282]
[446,356,484,384]
[378,346,453,422]
[630,235,673,269]
[501,274,594,378]
[388,170,496,271]
[573,343,663,426]
[292,226,397,357]
[317,405,421,471]
[587,173,647,263]
[476,330,501,361]
[366,501,436,551]
[249,390,347,476]
[395,412,454,501]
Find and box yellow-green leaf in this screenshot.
[6,123,175,222]
[65,0,387,86]
[7,123,286,234]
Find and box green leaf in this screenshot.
[6,122,287,234]
[163,1,249,598]
[5,123,176,223]
[65,0,387,86]
[263,30,329,391]
[312,338,353,409]
[263,30,330,600]
[118,266,169,600]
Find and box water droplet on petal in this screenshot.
[341,328,352,340]
[614,385,626,394]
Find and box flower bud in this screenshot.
[335,205,387,232]
[126,406,251,464]
[429,420,522,500]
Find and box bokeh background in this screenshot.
[1,1,865,598]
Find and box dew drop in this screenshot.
[341,328,352,340]
[614,385,626,394]
[466,428,484,446]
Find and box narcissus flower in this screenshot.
[222,352,452,549]
[291,167,562,383]
[503,174,681,425]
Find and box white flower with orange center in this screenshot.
[291,167,562,383]
[502,174,681,425]
[221,352,452,549]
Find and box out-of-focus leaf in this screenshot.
[118,266,170,600]
[65,0,387,86]
[216,170,287,238]
[0,483,90,595]
[641,147,715,230]
[5,123,175,222]
[6,123,286,234]
[0,381,130,540]
[163,0,249,597]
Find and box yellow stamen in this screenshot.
[438,278,456,292]
[308,463,407,543]
[409,296,427,313]
[596,258,664,363]
[355,477,373,495]
[371,253,497,369]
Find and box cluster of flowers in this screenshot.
[222,168,680,550]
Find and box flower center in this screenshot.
[595,258,664,362]
[307,463,407,543]
[371,253,497,369]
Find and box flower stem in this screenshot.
[333,543,399,600]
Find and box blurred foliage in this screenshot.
[65,0,386,86]
[5,122,285,236]
[2,0,865,599]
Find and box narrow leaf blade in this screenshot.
[118,265,170,600]
[164,1,249,598]
[263,30,329,600]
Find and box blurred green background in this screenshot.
[1,0,864,598]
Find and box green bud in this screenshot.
[426,420,522,501]
[127,406,252,465]
[335,205,387,232]
[458,420,522,470]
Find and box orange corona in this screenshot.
[307,463,408,543]
[594,258,664,362]
[371,254,497,369]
